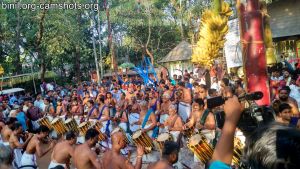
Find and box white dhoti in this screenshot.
[48,161,66,169]
[118,122,127,133]
[129,113,140,132]
[12,148,23,168]
[100,120,112,134]
[178,102,191,122]
[170,131,180,142]
[20,152,37,169]
[31,120,40,131]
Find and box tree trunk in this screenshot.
[36,6,47,82]
[14,5,22,74]
[244,0,270,105]
[74,46,81,82]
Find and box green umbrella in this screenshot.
[119,62,135,69]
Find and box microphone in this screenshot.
[207,91,264,109]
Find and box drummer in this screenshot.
[105,92,116,117]
[157,104,183,142]
[135,101,157,138]
[102,131,144,169]
[113,104,128,132]
[9,123,33,168]
[70,99,83,116]
[97,96,112,137]
[158,94,172,131]
[86,100,99,119]
[48,131,76,169]
[147,141,180,169]
[1,118,17,146]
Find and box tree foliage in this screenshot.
[0,0,209,82]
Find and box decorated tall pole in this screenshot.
[243,0,271,105]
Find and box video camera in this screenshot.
[207,92,276,135]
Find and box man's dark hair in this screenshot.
[199,84,207,90]
[162,141,180,158]
[160,79,166,85]
[85,128,99,140]
[11,122,22,131]
[37,125,50,133]
[208,88,217,96]
[5,117,17,125]
[87,100,94,105]
[44,97,51,103]
[244,123,300,169]
[194,98,205,107]
[279,86,291,94]
[178,81,185,87]
[278,103,291,114]
[222,78,230,86]
[98,96,105,103]
[65,131,76,140]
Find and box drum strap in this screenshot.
[87,106,96,117]
[200,109,210,125]
[97,105,107,120]
[141,108,153,129]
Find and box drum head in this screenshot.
[132,130,142,139]
[189,134,202,146]
[157,133,170,142]
[78,121,88,128]
[65,118,72,123]
[51,117,60,124]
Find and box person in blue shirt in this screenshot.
[15,107,28,131]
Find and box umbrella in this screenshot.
[119,62,135,69]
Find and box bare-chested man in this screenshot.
[97,97,112,135]
[177,82,192,122]
[184,98,215,130]
[0,117,17,146]
[73,128,102,169]
[147,141,180,169]
[135,101,157,138]
[9,123,33,168]
[158,105,183,142]
[87,100,99,119]
[102,131,144,169]
[20,125,56,168]
[48,131,76,169]
[159,94,172,127]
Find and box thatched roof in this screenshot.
[159,41,192,63]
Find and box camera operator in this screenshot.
[209,96,300,169]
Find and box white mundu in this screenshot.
[129,113,139,132]
[20,152,38,169]
[178,102,191,122]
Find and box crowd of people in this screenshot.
[0,62,300,169]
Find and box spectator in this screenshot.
[0,143,13,169]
